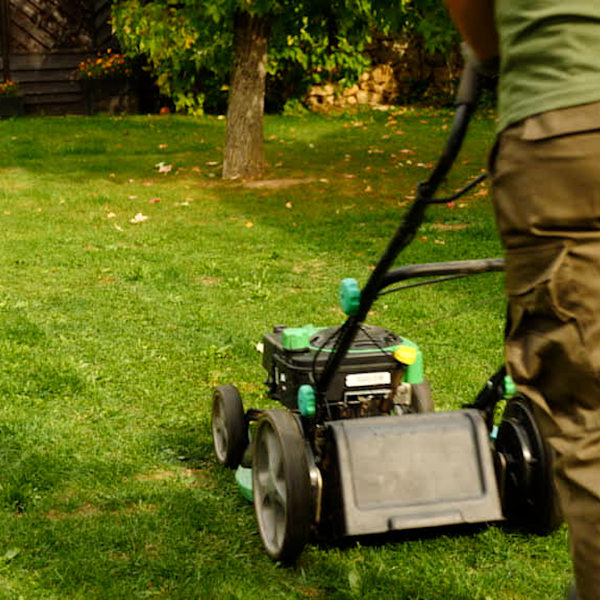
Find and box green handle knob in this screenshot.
[298,385,316,417]
[339,278,361,316]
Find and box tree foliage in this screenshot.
[112,0,456,113]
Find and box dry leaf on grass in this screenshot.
[130,213,149,224]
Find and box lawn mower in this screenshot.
[211,60,562,562]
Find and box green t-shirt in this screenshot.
[495,0,600,132]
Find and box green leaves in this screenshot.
[112,0,419,114]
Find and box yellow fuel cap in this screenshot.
[394,345,418,365]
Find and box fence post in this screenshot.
[0,0,10,81]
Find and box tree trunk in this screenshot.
[222,11,269,180]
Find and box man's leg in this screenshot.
[492,124,600,599]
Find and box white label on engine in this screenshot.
[345,372,391,388]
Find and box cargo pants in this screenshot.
[491,104,600,600]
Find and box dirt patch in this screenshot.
[193,277,220,285]
[46,503,101,520]
[242,178,315,190]
[431,222,470,231]
[135,470,177,482]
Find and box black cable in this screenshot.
[378,274,468,297]
[428,173,487,205]
[311,325,343,421]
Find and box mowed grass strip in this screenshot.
[0,110,570,599]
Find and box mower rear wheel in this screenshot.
[411,380,434,413]
[496,396,562,535]
[212,385,247,469]
[252,409,312,562]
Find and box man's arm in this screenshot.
[444,0,499,60]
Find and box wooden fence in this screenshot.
[0,0,115,114]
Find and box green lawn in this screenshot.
[0,109,570,599]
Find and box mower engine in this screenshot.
[261,323,427,419]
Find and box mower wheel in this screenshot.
[496,396,562,535]
[252,409,312,563]
[411,380,434,413]
[212,385,247,469]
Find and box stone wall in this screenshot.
[305,35,461,109]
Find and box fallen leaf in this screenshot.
[205,161,219,166]
[149,198,162,203]
[107,212,117,219]
[130,213,149,224]
[446,201,456,209]
[143,181,153,186]
[285,202,293,209]
[128,195,138,200]
[155,162,173,174]
[109,173,116,178]
[245,222,254,228]
[434,239,446,245]
[159,144,168,149]
[114,223,123,232]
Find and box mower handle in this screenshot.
[455,53,481,108]
[380,258,504,291]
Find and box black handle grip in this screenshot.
[455,55,481,108]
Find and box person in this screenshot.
[443,2,600,599]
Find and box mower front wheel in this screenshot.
[212,385,247,469]
[252,409,312,563]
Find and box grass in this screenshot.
[0,108,571,599]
